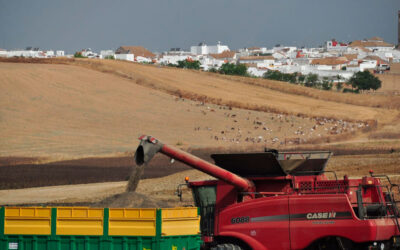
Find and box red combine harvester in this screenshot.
[135,135,400,250]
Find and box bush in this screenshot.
[104,55,115,60]
[304,73,319,87]
[298,75,305,84]
[343,88,359,93]
[321,80,333,90]
[208,67,218,73]
[176,59,201,70]
[219,63,248,76]
[263,71,297,83]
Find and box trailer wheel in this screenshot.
[211,243,243,250]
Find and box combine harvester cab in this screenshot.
[135,135,400,250]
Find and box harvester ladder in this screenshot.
[389,188,400,233]
[370,173,400,233]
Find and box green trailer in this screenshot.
[0,206,202,250]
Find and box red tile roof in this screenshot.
[349,39,394,48]
[311,57,348,66]
[116,46,155,58]
[209,51,236,59]
[239,56,274,61]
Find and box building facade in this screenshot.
[190,42,229,55]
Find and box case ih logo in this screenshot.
[306,212,336,220]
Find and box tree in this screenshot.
[208,67,218,73]
[321,79,333,90]
[305,73,319,87]
[349,71,381,91]
[298,74,306,84]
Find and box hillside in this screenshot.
[3,59,399,159]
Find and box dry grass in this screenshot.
[2,57,397,123]
[212,73,400,109]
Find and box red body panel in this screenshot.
[197,175,400,249]
[218,195,290,249]
[289,194,372,249]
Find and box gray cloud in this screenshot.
[0,0,399,53]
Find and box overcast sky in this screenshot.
[0,0,399,53]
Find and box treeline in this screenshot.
[167,59,381,93]
[168,60,249,76]
[263,70,381,92]
[167,59,201,69]
[263,71,334,91]
[210,63,248,76]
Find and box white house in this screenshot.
[115,53,134,62]
[44,50,54,57]
[272,51,287,60]
[326,39,348,51]
[0,49,7,57]
[136,56,152,63]
[310,57,348,71]
[159,54,192,65]
[115,46,155,62]
[80,48,97,58]
[56,50,65,57]
[246,47,268,55]
[239,56,275,68]
[349,37,395,52]
[100,50,114,58]
[190,41,230,55]
[247,67,268,77]
[7,47,42,57]
[359,60,377,72]
[204,51,238,70]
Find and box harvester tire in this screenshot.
[212,243,243,250]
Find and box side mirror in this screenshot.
[175,183,189,201]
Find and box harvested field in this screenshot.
[0,153,193,189]
[1,153,399,207]
[377,73,400,93]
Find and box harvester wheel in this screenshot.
[212,243,243,250]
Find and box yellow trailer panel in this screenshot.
[109,208,156,236]
[4,207,51,235]
[56,207,103,235]
[161,208,200,236]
